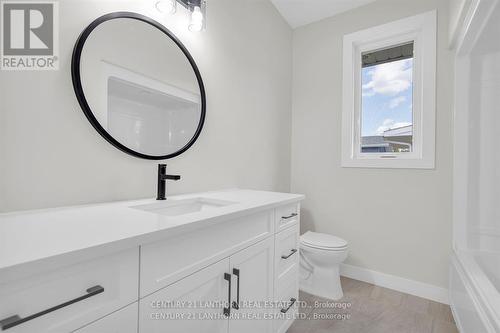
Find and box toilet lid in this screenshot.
[300,231,348,249]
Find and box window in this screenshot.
[361,43,414,154]
[341,11,436,169]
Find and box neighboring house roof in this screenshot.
[383,125,413,137]
[362,125,413,152]
[361,136,390,148]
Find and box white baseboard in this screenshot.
[450,302,464,333]
[340,263,449,304]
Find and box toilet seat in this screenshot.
[301,242,348,251]
[300,231,348,251]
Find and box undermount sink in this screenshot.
[130,198,237,217]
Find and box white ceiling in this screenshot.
[271,0,377,29]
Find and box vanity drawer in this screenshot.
[275,204,299,232]
[274,267,299,333]
[0,248,139,333]
[140,210,273,296]
[275,224,300,281]
[73,302,138,333]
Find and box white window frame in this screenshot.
[341,10,436,169]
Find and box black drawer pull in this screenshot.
[280,298,297,314]
[281,213,298,220]
[232,269,240,310]
[223,273,231,317]
[281,249,298,259]
[0,285,104,331]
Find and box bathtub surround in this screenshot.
[450,0,500,331]
[291,0,454,296]
[0,0,293,212]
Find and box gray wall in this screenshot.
[291,0,454,288]
[0,0,293,212]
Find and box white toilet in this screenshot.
[299,231,349,300]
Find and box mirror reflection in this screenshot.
[75,15,204,158]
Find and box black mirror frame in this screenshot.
[71,12,206,160]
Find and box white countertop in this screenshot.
[0,189,304,274]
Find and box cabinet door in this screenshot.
[228,238,274,333]
[73,302,138,333]
[139,259,230,333]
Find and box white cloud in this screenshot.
[376,119,412,135]
[389,96,406,109]
[363,59,412,97]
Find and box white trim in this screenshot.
[103,61,200,104]
[450,303,465,333]
[451,253,498,332]
[340,263,449,304]
[341,11,436,169]
[93,61,201,127]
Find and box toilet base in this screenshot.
[299,264,344,301]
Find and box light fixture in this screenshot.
[155,0,177,15]
[156,0,206,32]
[189,6,203,32]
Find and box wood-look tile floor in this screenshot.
[287,277,458,333]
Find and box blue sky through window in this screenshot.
[361,58,413,137]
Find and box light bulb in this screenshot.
[155,0,176,14]
[189,6,204,32]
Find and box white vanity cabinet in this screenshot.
[72,303,138,333]
[140,258,230,333]
[139,210,274,296]
[228,237,274,333]
[139,237,275,333]
[0,249,139,333]
[138,204,300,333]
[274,218,300,333]
[0,190,303,333]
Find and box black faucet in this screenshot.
[157,164,181,200]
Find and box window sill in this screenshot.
[341,157,435,169]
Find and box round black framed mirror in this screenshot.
[71,12,206,160]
